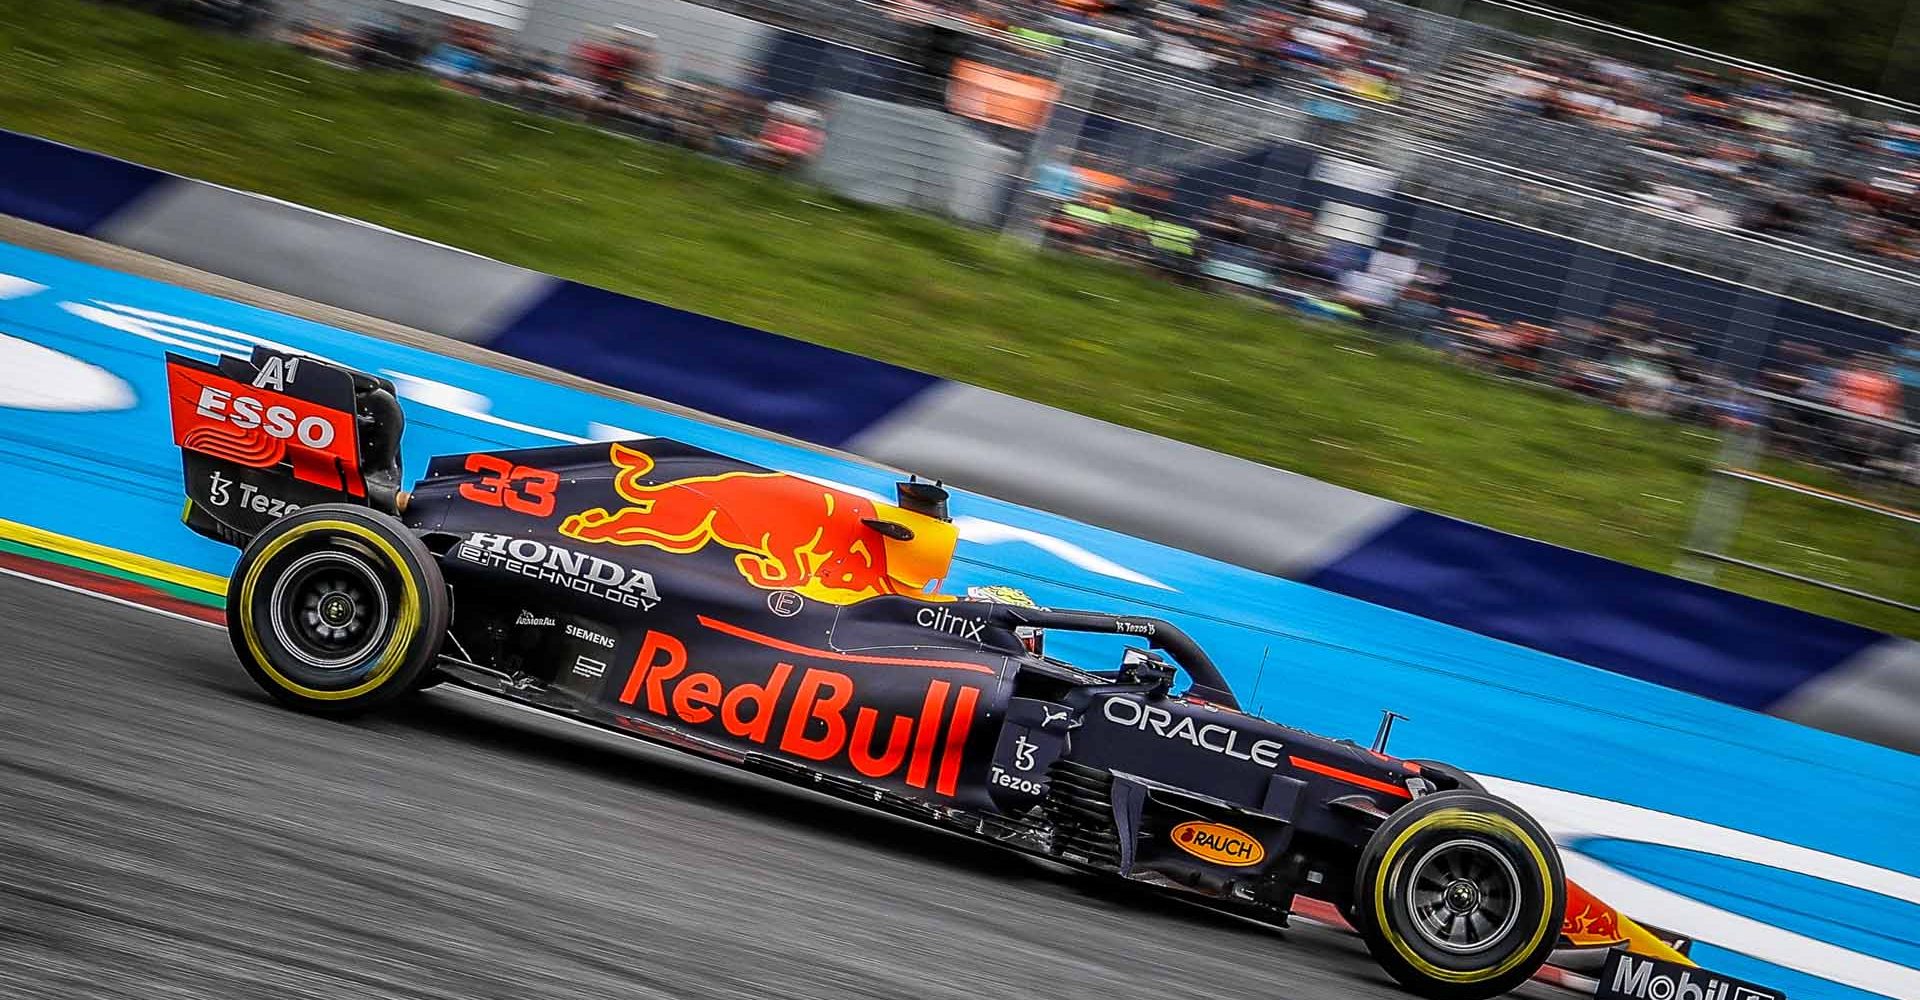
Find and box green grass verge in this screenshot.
[0,538,223,608]
[2,0,1913,636]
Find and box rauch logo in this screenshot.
[1170,821,1265,867]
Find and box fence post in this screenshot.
[1677,420,1764,583]
[1721,257,1787,385]
[1003,55,1097,246]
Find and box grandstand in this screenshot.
[107,0,1920,505]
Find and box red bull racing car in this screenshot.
[169,348,1577,1000]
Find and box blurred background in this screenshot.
[2,0,1914,633]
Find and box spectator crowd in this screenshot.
[130,0,1920,485]
[874,0,1920,276]
[1468,46,1920,272]
[282,15,825,173]
[129,0,1920,276]
[1034,171,1915,482]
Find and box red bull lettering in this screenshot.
[618,629,979,796]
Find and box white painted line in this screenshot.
[0,273,47,299]
[0,332,136,412]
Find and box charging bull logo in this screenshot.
[1562,878,1626,947]
[560,444,906,604]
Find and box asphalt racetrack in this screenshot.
[0,572,1573,1000]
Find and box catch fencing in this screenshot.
[116,0,1918,622]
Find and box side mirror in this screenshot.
[861,518,915,541]
[896,478,950,521]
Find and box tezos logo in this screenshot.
[1114,620,1156,637]
[916,606,985,641]
[1600,954,1783,1000]
[990,766,1045,796]
[206,470,302,517]
[458,532,661,610]
[1012,733,1038,771]
[1171,821,1264,867]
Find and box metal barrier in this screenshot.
[77,0,1920,626]
[1682,391,1919,617]
[203,0,1920,302]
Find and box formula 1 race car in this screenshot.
[167,347,1569,1000]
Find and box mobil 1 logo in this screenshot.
[1599,952,1784,1000]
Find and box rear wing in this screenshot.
[166,348,405,546]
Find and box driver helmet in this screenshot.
[966,585,1045,656]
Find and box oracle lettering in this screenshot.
[1101,697,1284,768]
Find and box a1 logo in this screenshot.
[251,355,302,392]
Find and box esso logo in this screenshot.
[194,385,337,448]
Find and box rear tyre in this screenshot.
[1351,790,1565,1000]
[226,504,449,716]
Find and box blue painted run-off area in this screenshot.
[0,241,1913,1000]
[0,128,1900,728]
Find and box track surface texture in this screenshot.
[0,574,1561,1000]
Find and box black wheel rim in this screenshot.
[268,550,391,670]
[1406,838,1522,955]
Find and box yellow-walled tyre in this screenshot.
[1352,790,1566,1000]
[225,504,449,716]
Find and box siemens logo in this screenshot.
[566,624,617,648]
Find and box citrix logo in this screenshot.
[916,606,985,641]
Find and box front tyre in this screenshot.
[226,504,449,716]
[1352,790,1565,1000]
[1406,759,1485,793]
